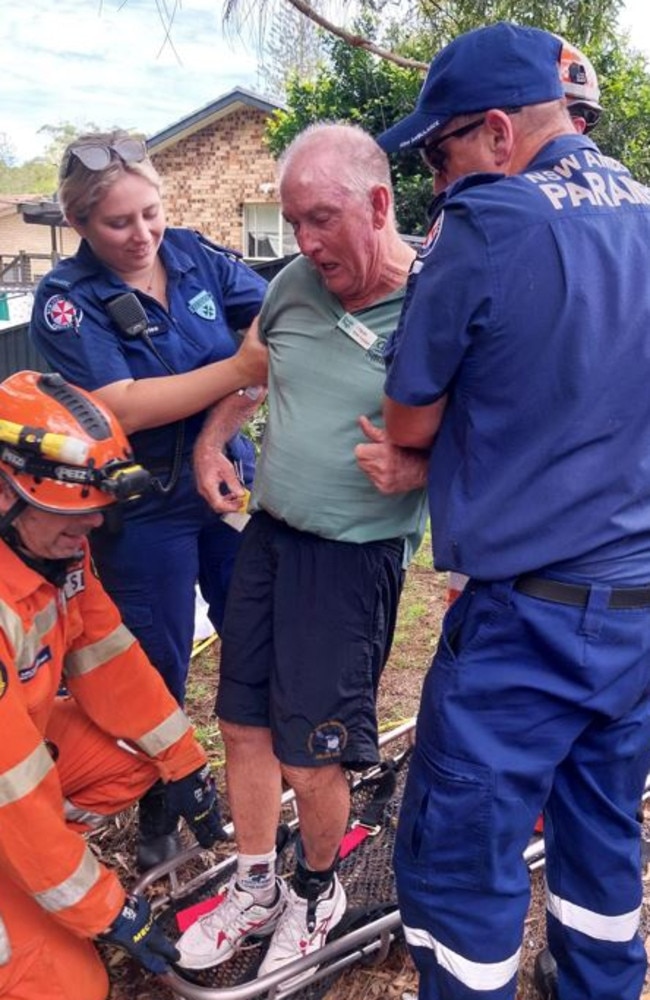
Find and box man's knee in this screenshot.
[220,720,272,755]
[280,761,345,798]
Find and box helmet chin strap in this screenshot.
[0,496,27,536]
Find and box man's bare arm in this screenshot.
[383,395,447,450]
[194,320,269,512]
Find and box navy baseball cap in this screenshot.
[378,22,564,152]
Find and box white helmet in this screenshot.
[557,37,603,132]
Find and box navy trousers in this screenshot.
[90,456,248,705]
[396,579,650,1000]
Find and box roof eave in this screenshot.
[148,86,283,154]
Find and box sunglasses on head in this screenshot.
[419,108,522,176]
[60,137,148,180]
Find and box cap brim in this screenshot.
[377,109,448,152]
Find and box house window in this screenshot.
[244,203,297,259]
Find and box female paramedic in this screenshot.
[30,130,267,868]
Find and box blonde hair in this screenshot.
[58,129,162,225]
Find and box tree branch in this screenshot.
[240,0,429,72]
[284,0,429,71]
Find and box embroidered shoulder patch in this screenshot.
[418,210,445,260]
[43,295,83,332]
[187,290,216,320]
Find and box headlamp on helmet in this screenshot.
[557,37,603,133]
[0,371,151,513]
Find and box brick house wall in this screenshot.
[151,106,279,253]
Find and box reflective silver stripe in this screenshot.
[403,923,521,991]
[0,744,54,807]
[547,888,640,942]
[63,798,110,830]
[137,707,191,757]
[0,597,58,675]
[34,846,101,913]
[64,623,135,678]
[0,914,10,966]
[0,599,22,650]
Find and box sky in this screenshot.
[1,0,649,165]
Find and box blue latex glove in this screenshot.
[166,763,225,847]
[99,895,179,974]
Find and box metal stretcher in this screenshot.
[131,718,548,1000]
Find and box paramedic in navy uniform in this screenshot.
[30,130,267,869]
[378,23,650,1000]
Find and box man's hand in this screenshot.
[166,764,226,848]
[232,317,269,387]
[354,415,429,494]
[99,895,179,975]
[194,447,247,513]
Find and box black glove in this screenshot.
[99,895,179,975]
[166,763,225,847]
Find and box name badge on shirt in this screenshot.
[336,313,378,351]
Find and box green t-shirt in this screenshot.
[251,255,427,552]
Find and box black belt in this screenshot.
[514,575,650,609]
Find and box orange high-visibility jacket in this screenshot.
[0,538,207,957]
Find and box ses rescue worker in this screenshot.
[0,371,223,1000]
[378,22,650,1000]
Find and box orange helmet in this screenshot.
[0,371,151,513]
[558,38,602,132]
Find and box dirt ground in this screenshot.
[98,554,650,1000]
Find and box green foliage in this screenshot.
[591,44,650,183]
[0,156,57,196]
[0,121,104,197]
[257,0,329,100]
[266,11,433,234]
[413,0,623,47]
[263,0,650,230]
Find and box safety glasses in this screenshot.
[420,108,522,175]
[60,137,148,180]
[419,118,486,175]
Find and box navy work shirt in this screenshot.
[30,228,267,469]
[385,135,650,583]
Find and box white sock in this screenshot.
[236,850,277,903]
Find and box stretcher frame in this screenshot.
[131,718,564,1000]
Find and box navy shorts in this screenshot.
[216,510,404,769]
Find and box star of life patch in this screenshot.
[418,210,445,260]
[43,295,83,332]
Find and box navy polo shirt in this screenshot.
[385,135,650,583]
[30,228,266,468]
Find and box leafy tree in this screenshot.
[37,122,102,168]
[266,12,434,233]
[263,0,650,233]
[258,0,330,100]
[591,43,650,181]
[0,121,107,197]
[0,156,57,196]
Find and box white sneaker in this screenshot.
[176,876,287,970]
[257,875,346,989]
